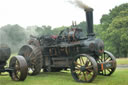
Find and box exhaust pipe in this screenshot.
[84,8,95,36]
[69,0,95,36]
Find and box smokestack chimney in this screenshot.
[68,0,95,36]
[84,8,95,36]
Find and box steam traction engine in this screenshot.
[18,7,116,82]
[0,44,28,81]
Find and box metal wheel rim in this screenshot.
[97,51,116,76]
[9,56,28,81]
[71,54,98,83]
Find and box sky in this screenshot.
[0,0,127,28]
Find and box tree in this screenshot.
[53,26,69,35]
[0,30,9,44]
[35,25,53,36]
[0,24,27,52]
[100,3,128,30]
[99,3,128,57]
[77,21,87,37]
[106,12,128,57]
[94,3,128,57]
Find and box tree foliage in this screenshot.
[98,3,128,57]
[0,24,27,52]
[35,25,52,36]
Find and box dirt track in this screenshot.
[117,64,128,69]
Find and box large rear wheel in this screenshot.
[18,45,43,75]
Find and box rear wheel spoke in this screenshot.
[107,69,111,72]
[81,57,85,65]
[74,61,82,66]
[79,74,83,80]
[83,72,87,81]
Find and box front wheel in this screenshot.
[71,54,98,83]
[9,55,28,81]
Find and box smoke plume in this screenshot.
[68,0,93,11]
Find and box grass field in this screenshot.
[0,69,128,85]
[1,56,128,85]
[116,58,128,65]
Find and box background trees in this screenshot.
[98,3,128,57]
[0,24,27,52]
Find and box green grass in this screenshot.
[2,54,128,85]
[0,69,128,85]
[116,58,128,65]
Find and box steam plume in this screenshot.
[68,0,93,11]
